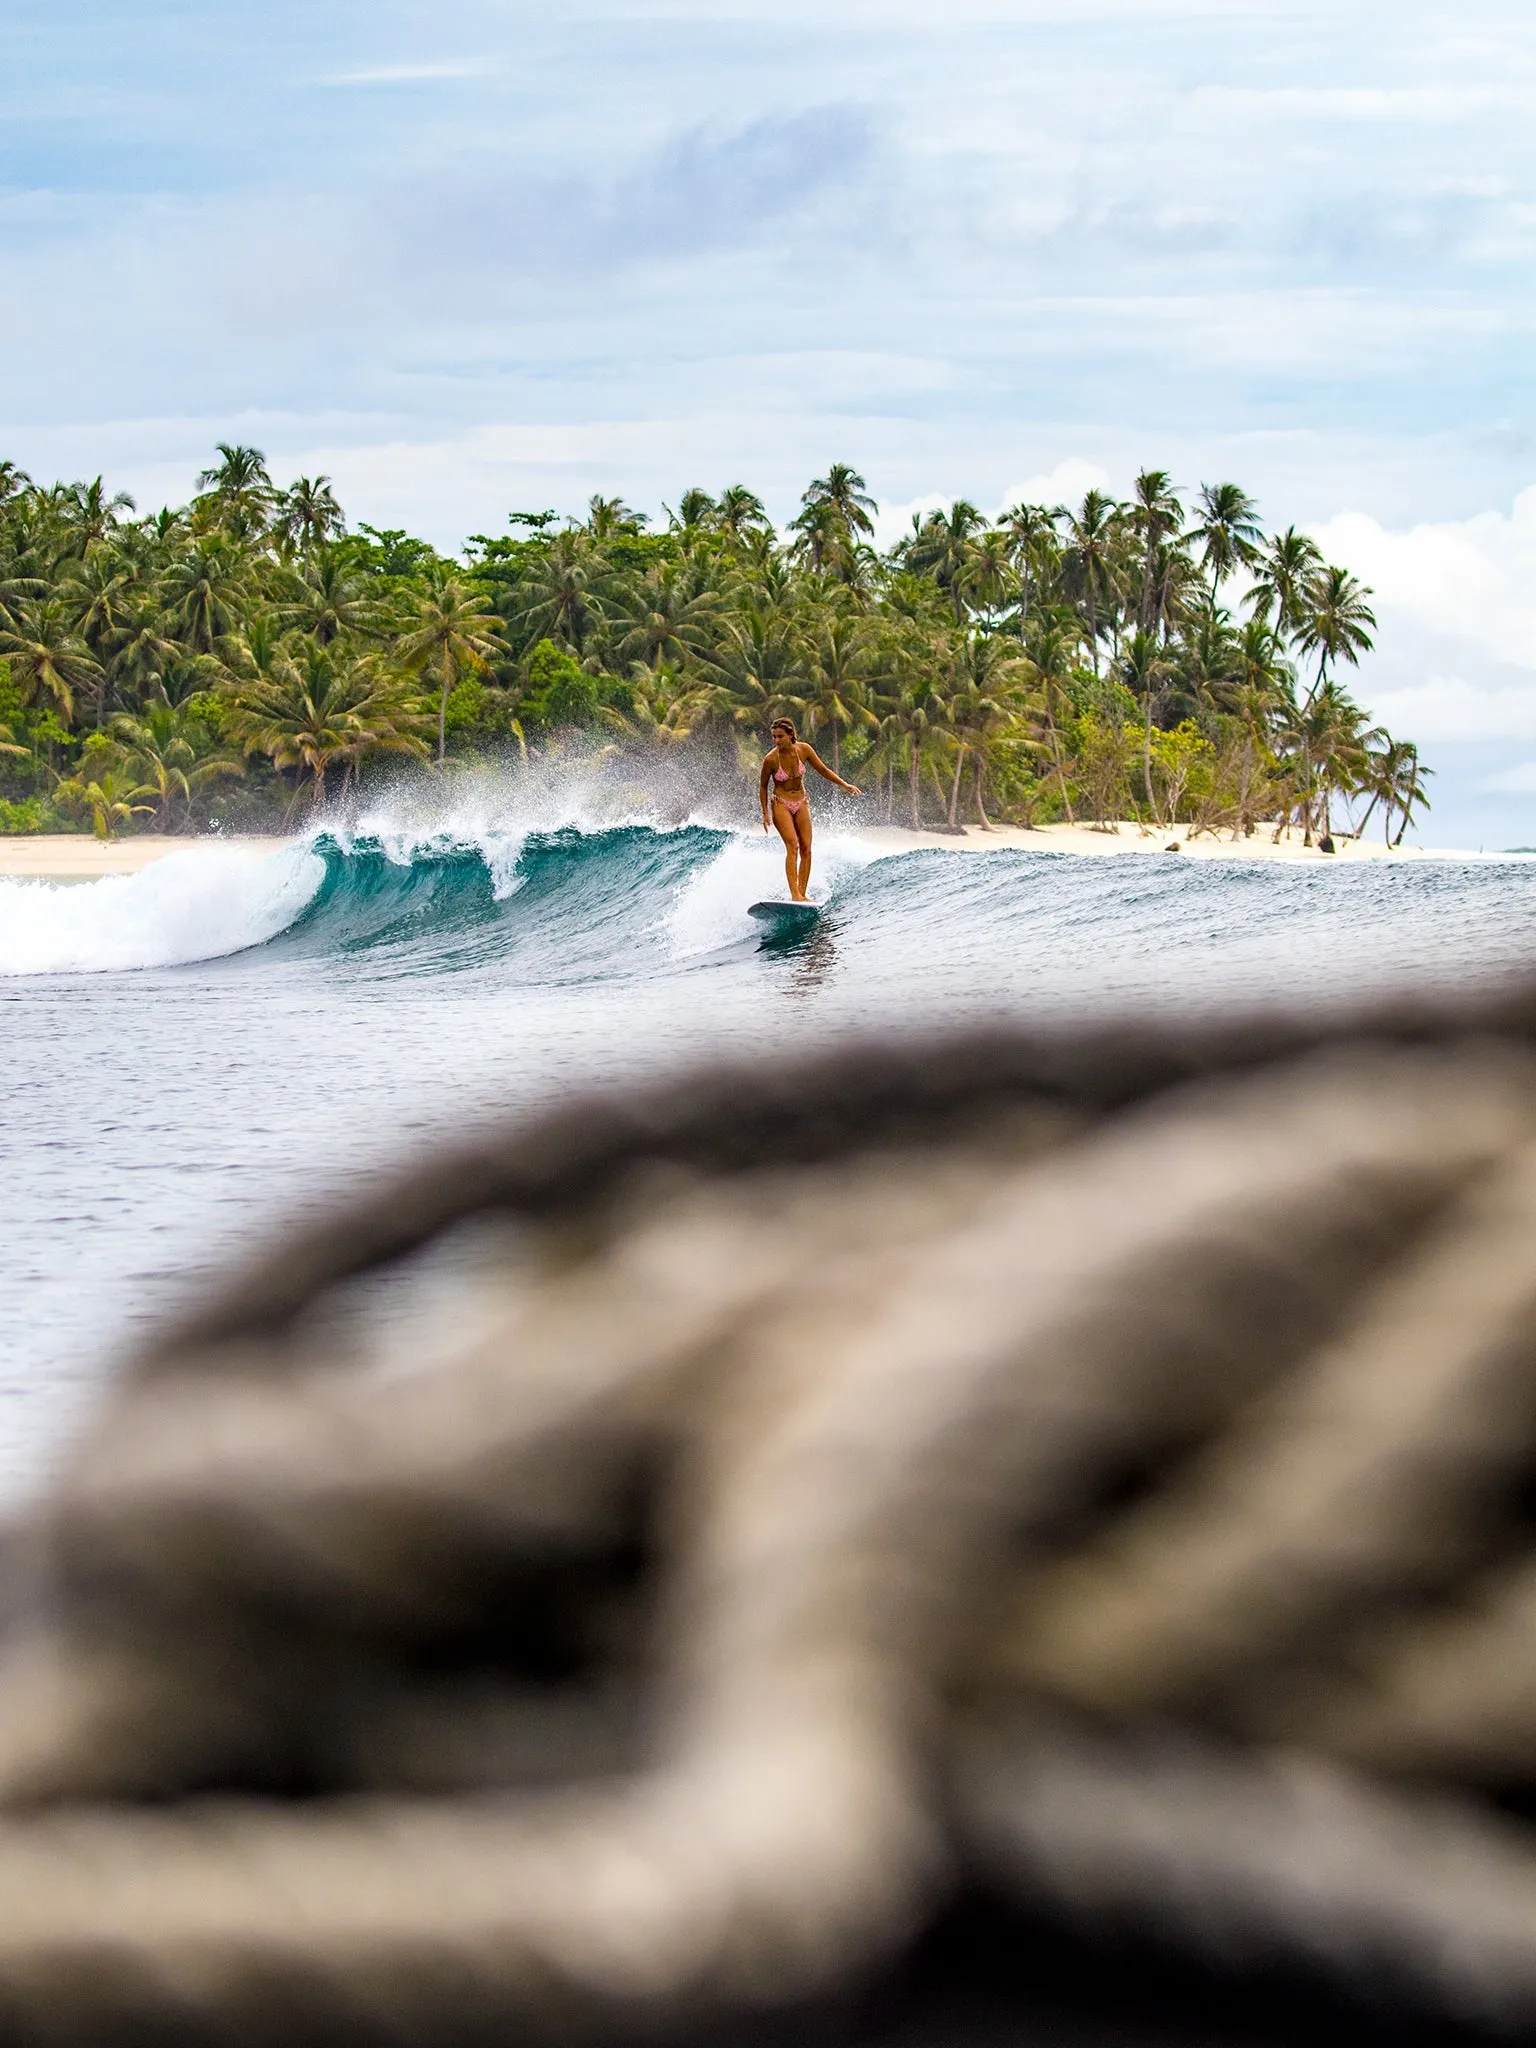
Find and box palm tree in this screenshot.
[64,478,136,554]
[999,502,1062,635]
[1117,628,1173,824]
[585,496,646,540]
[1061,490,1121,671]
[160,536,253,656]
[275,476,345,552]
[226,643,430,810]
[614,561,718,672]
[714,486,769,545]
[62,547,136,700]
[1130,470,1183,635]
[790,468,876,584]
[280,548,381,646]
[194,445,276,535]
[672,488,717,532]
[1019,623,1081,823]
[1298,565,1376,699]
[943,636,1030,829]
[107,703,241,828]
[1214,620,1293,838]
[514,532,605,656]
[692,602,808,735]
[1246,527,1324,639]
[56,764,156,839]
[1355,739,1433,846]
[1189,483,1262,604]
[102,602,183,710]
[396,565,507,762]
[0,602,102,724]
[906,502,986,620]
[802,611,880,774]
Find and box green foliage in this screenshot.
[519,639,599,732]
[0,446,1415,840]
[0,797,48,834]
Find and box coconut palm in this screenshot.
[227,643,430,810]
[275,476,345,553]
[1246,527,1325,639]
[801,611,881,774]
[1298,565,1376,698]
[795,465,876,543]
[943,636,1031,829]
[1189,483,1262,604]
[1061,490,1122,671]
[1355,738,1433,846]
[280,549,381,646]
[161,536,253,656]
[0,602,102,724]
[672,488,717,532]
[1019,623,1081,823]
[1214,620,1293,838]
[613,562,718,672]
[107,703,242,828]
[714,486,770,545]
[103,602,184,710]
[56,758,156,838]
[1130,471,1183,635]
[906,502,986,621]
[194,445,276,537]
[514,532,605,657]
[1117,627,1174,824]
[395,565,507,762]
[585,496,646,540]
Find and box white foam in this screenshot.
[666,830,876,956]
[0,844,326,976]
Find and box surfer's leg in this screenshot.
[794,805,813,901]
[772,802,799,898]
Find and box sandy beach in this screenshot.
[0,836,283,878]
[0,823,1495,879]
[856,822,1481,863]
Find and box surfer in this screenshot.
[760,718,861,902]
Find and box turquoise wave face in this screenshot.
[266,825,733,981]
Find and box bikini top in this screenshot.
[773,750,800,783]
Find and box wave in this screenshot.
[0,843,327,976]
[5,816,1535,1000]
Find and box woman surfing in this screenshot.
[759,718,861,903]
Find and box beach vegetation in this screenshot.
[0,450,1420,840]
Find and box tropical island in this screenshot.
[0,449,1428,847]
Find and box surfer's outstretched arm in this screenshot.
[801,746,861,798]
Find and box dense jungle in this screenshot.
[0,447,1427,843]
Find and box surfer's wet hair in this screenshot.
[771,718,797,740]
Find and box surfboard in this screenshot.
[748,900,821,936]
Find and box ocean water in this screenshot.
[4,796,1536,1502]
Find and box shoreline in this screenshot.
[855,822,1488,863]
[0,835,284,879]
[0,821,1507,880]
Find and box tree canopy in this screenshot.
[0,453,1424,846]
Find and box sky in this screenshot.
[5,0,1536,843]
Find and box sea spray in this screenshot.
[666,831,877,957]
[0,843,325,976]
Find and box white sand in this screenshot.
[856,822,1487,863]
[0,836,282,878]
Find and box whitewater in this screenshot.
[4,797,1536,1500]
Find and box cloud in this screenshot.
[323,60,493,84]
[1366,676,1536,744]
[1482,762,1536,792]
[1314,491,1536,677]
